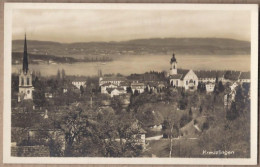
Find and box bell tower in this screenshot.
[18,34,34,102]
[170,52,177,75]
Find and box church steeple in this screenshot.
[170,52,177,75]
[170,52,177,64]
[23,34,28,74]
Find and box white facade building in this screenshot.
[168,53,198,90]
[205,82,215,93]
[72,80,86,89]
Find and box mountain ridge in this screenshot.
[12,37,250,58]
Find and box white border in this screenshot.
[3,3,258,165]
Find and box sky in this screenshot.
[12,9,251,43]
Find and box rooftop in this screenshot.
[195,70,225,79]
[239,72,250,79]
[101,76,126,81]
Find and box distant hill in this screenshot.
[12,38,250,59]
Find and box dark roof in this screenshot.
[195,70,225,79]
[120,81,130,86]
[224,71,241,81]
[169,74,183,79]
[239,72,250,79]
[113,87,125,91]
[106,87,125,94]
[72,79,86,82]
[101,82,117,87]
[168,69,189,80]
[178,69,190,80]
[66,76,87,81]
[131,83,145,88]
[102,77,126,81]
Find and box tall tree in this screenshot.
[61,69,66,79]
[57,69,61,80]
[58,104,89,156]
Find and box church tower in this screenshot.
[18,34,34,102]
[170,52,177,75]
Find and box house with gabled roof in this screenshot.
[107,88,126,97]
[100,82,117,94]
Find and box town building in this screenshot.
[195,70,225,83]
[108,88,127,97]
[72,79,86,89]
[99,76,126,86]
[131,82,145,94]
[205,82,215,93]
[168,53,250,91]
[18,34,34,102]
[100,83,118,94]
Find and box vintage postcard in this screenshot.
[3,3,258,165]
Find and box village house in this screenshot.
[119,81,131,91]
[146,81,167,93]
[167,53,250,92]
[100,83,117,94]
[195,70,225,83]
[131,82,145,94]
[99,76,126,86]
[71,78,87,89]
[205,82,215,93]
[106,88,127,97]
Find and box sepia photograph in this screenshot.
[3,3,258,165]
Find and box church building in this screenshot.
[18,34,34,102]
[169,53,198,90]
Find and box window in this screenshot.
[186,81,188,85]
[194,81,196,85]
[21,78,24,86]
[27,78,30,85]
[176,80,178,86]
[27,90,30,94]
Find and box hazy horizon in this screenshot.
[12,9,251,43]
[12,36,251,44]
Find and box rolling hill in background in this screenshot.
[12,38,250,60]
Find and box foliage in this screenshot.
[197,82,206,93]
[32,77,46,107]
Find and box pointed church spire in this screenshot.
[23,33,28,74]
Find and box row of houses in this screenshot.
[168,53,250,92]
[99,76,168,97]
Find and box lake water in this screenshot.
[12,55,250,76]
